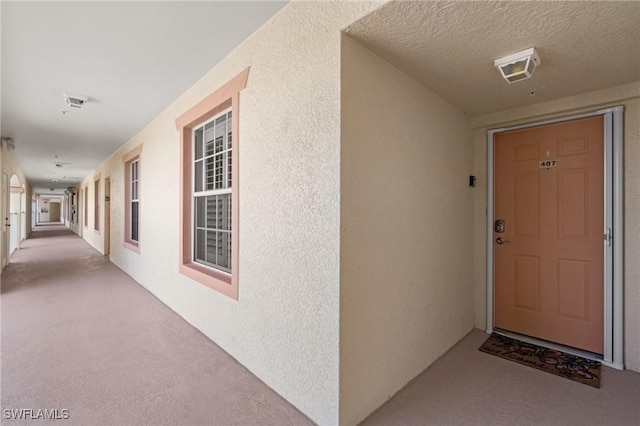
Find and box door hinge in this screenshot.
[604,228,612,247]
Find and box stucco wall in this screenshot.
[340,35,475,425]
[77,2,383,424]
[472,82,640,372]
[1,141,32,269]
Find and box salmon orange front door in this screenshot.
[494,116,604,354]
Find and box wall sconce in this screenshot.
[494,47,541,84]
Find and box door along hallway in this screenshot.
[0,225,312,425]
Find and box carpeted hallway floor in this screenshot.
[1,225,313,425]
[2,225,639,425]
[362,331,640,426]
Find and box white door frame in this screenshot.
[486,106,624,370]
[20,189,26,242]
[9,189,22,253]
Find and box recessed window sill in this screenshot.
[124,241,140,254]
[179,262,234,298]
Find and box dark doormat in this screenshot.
[479,332,601,388]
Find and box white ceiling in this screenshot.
[345,0,640,117]
[1,1,288,194]
[3,1,639,196]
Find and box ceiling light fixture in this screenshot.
[64,92,88,109]
[494,47,541,84]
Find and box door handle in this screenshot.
[496,237,510,244]
[604,228,612,247]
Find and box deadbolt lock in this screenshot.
[495,219,505,233]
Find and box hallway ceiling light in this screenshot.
[63,92,88,109]
[494,47,541,84]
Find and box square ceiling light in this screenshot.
[494,47,541,84]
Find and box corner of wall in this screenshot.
[340,34,475,425]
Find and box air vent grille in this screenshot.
[64,92,88,109]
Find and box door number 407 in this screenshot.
[539,160,557,168]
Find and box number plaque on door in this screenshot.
[539,159,557,168]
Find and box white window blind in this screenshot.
[193,110,232,272]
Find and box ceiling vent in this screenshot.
[64,92,88,109]
[494,47,541,84]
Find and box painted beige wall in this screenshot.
[0,3,33,264]
[76,2,384,424]
[49,202,61,223]
[0,141,32,269]
[340,35,475,425]
[70,2,639,423]
[0,146,29,203]
[472,82,640,372]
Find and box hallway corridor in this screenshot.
[1,225,312,425]
[2,226,640,425]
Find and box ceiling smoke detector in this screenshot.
[64,92,88,109]
[494,47,541,84]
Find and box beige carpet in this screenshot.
[362,330,640,426]
[1,225,312,425]
[2,225,639,425]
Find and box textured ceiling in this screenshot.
[1,1,288,194]
[345,0,640,117]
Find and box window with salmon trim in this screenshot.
[83,186,88,227]
[94,177,100,232]
[175,68,248,300]
[123,144,143,253]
